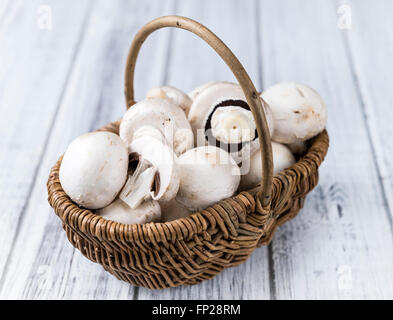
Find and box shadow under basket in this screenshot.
[47,16,329,289]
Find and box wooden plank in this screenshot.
[258,0,393,299]
[0,0,10,27]
[343,0,393,230]
[0,0,175,299]
[0,0,92,288]
[137,0,272,300]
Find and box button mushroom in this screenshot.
[239,142,296,191]
[119,135,180,208]
[146,85,193,116]
[160,198,192,222]
[59,132,128,209]
[176,146,240,211]
[187,82,274,163]
[119,98,193,156]
[132,125,166,144]
[96,198,161,224]
[188,81,225,100]
[261,82,327,144]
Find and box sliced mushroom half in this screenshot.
[119,136,180,209]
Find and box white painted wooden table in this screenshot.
[0,0,392,300]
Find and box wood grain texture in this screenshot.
[0,0,392,299]
[0,0,175,299]
[0,0,92,289]
[259,0,393,299]
[137,0,271,300]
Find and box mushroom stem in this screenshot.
[188,82,274,164]
[211,106,256,144]
[119,157,156,209]
[121,136,180,205]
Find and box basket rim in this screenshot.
[47,122,329,244]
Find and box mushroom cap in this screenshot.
[261,82,327,144]
[129,135,180,202]
[239,142,296,191]
[59,132,128,209]
[96,198,161,225]
[188,81,231,100]
[187,82,274,163]
[133,125,166,144]
[176,146,240,211]
[146,86,193,116]
[119,98,193,156]
[159,199,192,222]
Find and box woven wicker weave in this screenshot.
[47,16,329,289]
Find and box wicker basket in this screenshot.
[47,16,329,289]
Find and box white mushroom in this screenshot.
[239,142,296,191]
[261,82,327,144]
[187,82,274,163]
[132,125,166,144]
[146,86,192,116]
[188,81,226,100]
[160,199,192,222]
[119,135,180,208]
[176,146,240,211]
[59,132,128,209]
[118,157,156,209]
[119,98,193,156]
[96,198,161,224]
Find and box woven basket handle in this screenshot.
[124,15,273,208]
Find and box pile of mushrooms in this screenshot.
[59,81,327,224]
